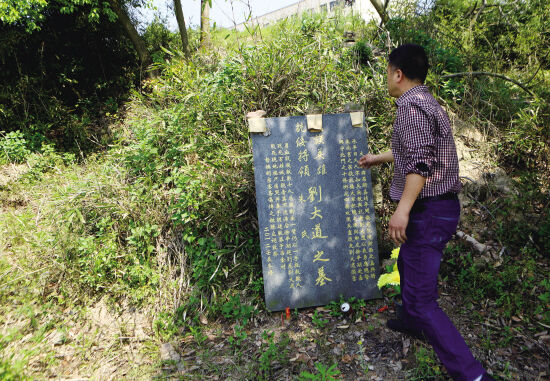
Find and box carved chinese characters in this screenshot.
[251,114,381,311]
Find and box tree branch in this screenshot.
[525,49,550,85]
[441,71,535,96]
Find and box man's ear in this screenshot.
[395,68,404,83]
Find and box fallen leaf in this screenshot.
[199,314,208,325]
[342,354,353,363]
[337,324,350,329]
[290,353,309,363]
[403,338,410,356]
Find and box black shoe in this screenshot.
[395,302,404,320]
[387,319,426,342]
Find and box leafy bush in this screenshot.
[0,130,30,163]
[0,5,138,153]
[351,38,373,67]
[385,17,464,74]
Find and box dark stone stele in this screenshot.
[251,113,382,312]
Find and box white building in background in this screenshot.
[235,0,380,31]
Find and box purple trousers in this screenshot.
[397,196,485,381]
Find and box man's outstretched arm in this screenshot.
[358,150,394,169]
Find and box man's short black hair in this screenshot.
[389,44,429,83]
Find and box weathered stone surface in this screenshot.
[251,113,381,311]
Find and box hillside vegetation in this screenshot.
[1,1,549,379]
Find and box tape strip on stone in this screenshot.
[248,118,267,133]
[307,114,323,132]
[350,112,364,127]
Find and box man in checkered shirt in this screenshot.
[359,44,493,381]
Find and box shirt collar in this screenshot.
[395,85,429,106]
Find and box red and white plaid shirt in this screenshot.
[390,85,462,201]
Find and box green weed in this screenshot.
[0,357,27,381]
[311,311,329,330]
[221,295,256,325]
[228,323,248,351]
[257,331,290,381]
[408,346,444,380]
[297,362,341,381]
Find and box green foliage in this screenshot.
[0,0,118,31]
[351,38,373,67]
[311,310,329,329]
[498,99,549,170]
[300,14,324,37]
[0,130,30,163]
[385,17,464,74]
[0,0,49,31]
[444,247,549,325]
[408,347,443,380]
[154,311,180,341]
[489,174,550,254]
[298,362,341,381]
[327,296,367,318]
[1,10,548,379]
[143,18,180,64]
[117,13,391,302]
[368,0,550,175]
[221,296,255,325]
[26,143,76,177]
[228,323,248,350]
[0,3,138,154]
[257,331,290,380]
[0,357,27,381]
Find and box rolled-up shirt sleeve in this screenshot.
[394,104,436,178]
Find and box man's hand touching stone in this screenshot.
[358,153,379,169]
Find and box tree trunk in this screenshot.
[109,0,155,76]
[200,0,210,48]
[369,0,389,24]
[174,0,191,58]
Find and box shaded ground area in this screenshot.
[157,279,550,380]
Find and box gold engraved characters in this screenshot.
[313,250,329,262]
[311,223,328,239]
[299,165,310,177]
[339,139,376,282]
[295,122,306,133]
[295,122,332,288]
[310,206,322,220]
[315,266,332,286]
[264,141,301,289]
[307,186,322,203]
